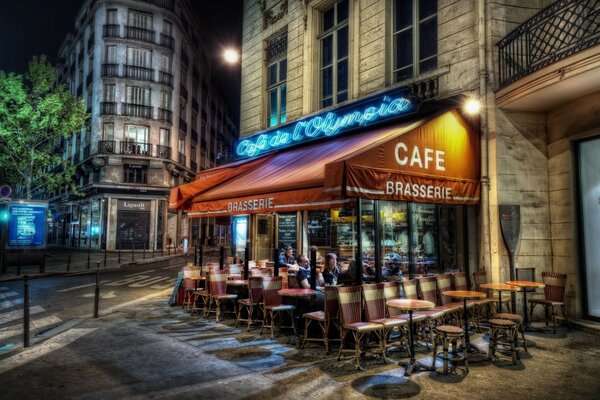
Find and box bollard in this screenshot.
[143,240,146,260]
[87,245,91,270]
[244,247,250,279]
[219,246,225,270]
[40,249,46,273]
[118,241,122,264]
[23,275,30,347]
[17,250,22,276]
[198,245,203,275]
[67,246,72,272]
[131,240,135,262]
[310,249,317,290]
[94,262,100,318]
[194,242,198,266]
[103,247,107,268]
[273,247,279,277]
[168,244,171,256]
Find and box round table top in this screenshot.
[480,283,520,291]
[278,288,316,297]
[506,280,545,288]
[226,280,248,286]
[386,299,435,311]
[442,290,487,300]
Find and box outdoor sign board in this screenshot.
[277,213,297,250]
[235,87,419,158]
[6,200,49,249]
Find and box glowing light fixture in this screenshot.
[464,98,481,115]
[223,48,240,64]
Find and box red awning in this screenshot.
[170,110,481,217]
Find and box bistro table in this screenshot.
[226,280,249,287]
[278,288,317,335]
[386,299,435,376]
[506,280,545,330]
[479,282,520,313]
[442,291,486,352]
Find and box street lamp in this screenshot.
[464,98,481,115]
[223,48,240,64]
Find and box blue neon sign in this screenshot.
[236,88,419,158]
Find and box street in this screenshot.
[0,261,181,356]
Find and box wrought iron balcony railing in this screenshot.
[100,102,117,115]
[158,108,173,123]
[160,33,174,50]
[98,140,116,154]
[178,152,186,165]
[103,24,120,38]
[179,118,188,132]
[498,0,600,88]
[124,65,154,81]
[159,70,173,86]
[121,141,152,156]
[101,63,119,77]
[125,26,155,43]
[122,103,153,119]
[156,145,171,159]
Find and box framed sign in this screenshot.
[277,212,297,250]
[6,201,49,249]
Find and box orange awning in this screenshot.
[172,110,480,218]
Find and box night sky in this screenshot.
[0,0,243,125]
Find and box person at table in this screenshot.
[278,246,298,271]
[320,253,341,286]
[295,254,311,289]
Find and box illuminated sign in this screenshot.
[236,88,419,158]
[7,201,49,249]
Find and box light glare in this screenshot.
[464,98,481,115]
[223,49,239,64]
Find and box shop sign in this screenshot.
[227,197,274,213]
[236,88,419,158]
[117,200,150,212]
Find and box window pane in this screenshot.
[160,128,169,145]
[268,63,278,86]
[103,123,114,140]
[395,0,413,30]
[321,35,333,67]
[337,0,349,23]
[419,57,436,73]
[337,59,348,95]
[323,6,335,31]
[419,15,437,61]
[322,66,333,100]
[280,84,286,124]
[322,98,333,108]
[419,0,437,19]
[410,203,439,274]
[268,89,278,127]
[337,91,347,103]
[395,67,413,82]
[279,59,287,82]
[337,26,348,59]
[395,30,413,72]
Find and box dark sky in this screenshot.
[0,0,243,125]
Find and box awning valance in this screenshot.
[170,110,480,217]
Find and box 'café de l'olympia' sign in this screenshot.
[235,88,420,158]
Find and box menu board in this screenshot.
[278,213,297,250]
[7,201,48,249]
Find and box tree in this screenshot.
[0,55,87,199]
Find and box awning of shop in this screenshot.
[172,109,480,218]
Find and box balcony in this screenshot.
[101,63,119,77]
[122,103,153,119]
[98,140,116,154]
[158,71,173,86]
[124,65,154,82]
[178,152,186,165]
[191,129,198,143]
[158,108,173,123]
[160,33,174,50]
[179,118,188,133]
[87,32,95,53]
[497,0,600,111]
[103,24,120,38]
[156,145,171,159]
[180,84,188,100]
[190,160,197,171]
[100,102,117,115]
[121,141,152,156]
[140,0,174,11]
[125,26,155,43]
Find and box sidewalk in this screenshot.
[1,295,599,399]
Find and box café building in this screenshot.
[170,89,481,278]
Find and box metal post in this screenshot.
[355,199,363,286]
[244,247,250,280]
[219,246,225,270]
[198,244,203,275]
[103,245,107,268]
[143,238,146,260]
[87,243,91,270]
[168,240,171,256]
[373,200,382,283]
[23,275,30,347]
[309,248,317,290]
[67,246,72,272]
[17,249,22,276]
[94,262,100,318]
[40,249,46,273]
[194,241,198,266]
[273,248,279,278]
[131,239,135,261]
[118,239,121,264]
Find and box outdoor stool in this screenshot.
[488,318,519,365]
[431,325,468,375]
[495,312,527,352]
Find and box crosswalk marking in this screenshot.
[0,315,63,341]
[0,291,19,300]
[0,305,45,325]
[1,299,24,310]
[56,280,110,293]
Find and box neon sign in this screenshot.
[236,88,419,158]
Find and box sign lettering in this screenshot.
[227,197,274,213]
[394,142,446,171]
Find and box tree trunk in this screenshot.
[26,175,32,200]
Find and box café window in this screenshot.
[319,0,349,108]
[307,207,356,262]
[392,0,437,82]
[123,164,147,184]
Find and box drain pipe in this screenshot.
[478,0,492,274]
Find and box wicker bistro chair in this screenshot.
[431,324,468,375]
[488,318,520,365]
[260,276,296,339]
[336,285,385,370]
[382,281,402,316]
[302,286,339,353]
[528,272,570,333]
[397,280,429,343]
[191,273,211,317]
[236,277,264,330]
[417,277,459,340]
[495,312,527,352]
[183,278,198,310]
[473,270,511,313]
[207,272,238,322]
[362,283,408,359]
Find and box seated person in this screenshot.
[295,254,312,289]
[278,246,298,271]
[309,245,325,265]
[319,253,341,286]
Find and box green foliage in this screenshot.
[0,55,87,199]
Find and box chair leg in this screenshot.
[324,321,330,354]
[560,305,571,331]
[260,309,267,336]
[270,310,275,340]
[247,305,253,331]
[337,330,347,361]
[431,333,439,370]
[302,319,310,349]
[353,331,362,370]
[380,330,388,364]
